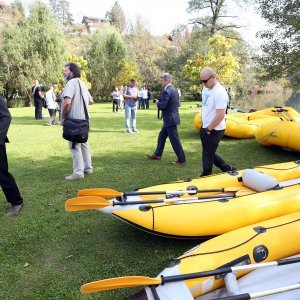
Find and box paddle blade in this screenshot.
[80,276,161,294]
[78,188,123,199]
[65,196,111,211]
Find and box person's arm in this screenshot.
[157,90,170,110]
[206,108,226,132]
[89,96,94,105]
[61,97,71,124]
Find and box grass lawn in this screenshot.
[1,102,299,300]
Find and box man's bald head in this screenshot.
[200,67,217,89]
[200,67,215,78]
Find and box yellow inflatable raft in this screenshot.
[68,161,300,238]
[83,211,300,299]
[193,107,300,139]
[255,119,300,152]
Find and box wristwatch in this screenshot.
[205,127,211,134]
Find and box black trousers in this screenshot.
[0,143,23,205]
[113,100,118,112]
[200,128,230,176]
[154,125,186,162]
[34,100,43,119]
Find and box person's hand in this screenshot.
[60,119,64,126]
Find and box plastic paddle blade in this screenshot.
[80,276,161,294]
[77,188,123,199]
[65,196,110,211]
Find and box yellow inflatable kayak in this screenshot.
[81,211,300,299]
[193,107,300,138]
[67,161,300,238]
[255,119,300,152]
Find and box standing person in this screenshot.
[137,89,142,109]
[177,88,182,107]
[111,87,120,113]
[199,67,236,177]
[0,96,24,216]
[61,62,94,181]
[118,86,124,113]
[226,87,232,114]
[141,87,148,109]
[31,80,43,120]
[146,88,151,109]
[146,73,186,164]
[45,85,58,125]
[123,78,139,133]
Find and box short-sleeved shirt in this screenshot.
[32,85,42,101]
[123,85,138,107]
[201,82,228,130]
[0,96,11,144]
[63,78,91,120]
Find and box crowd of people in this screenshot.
[1,63,234,217]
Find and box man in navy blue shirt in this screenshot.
[147,73,186,164]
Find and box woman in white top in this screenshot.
[45,85,58,125]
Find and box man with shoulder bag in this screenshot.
[61,62,94,181]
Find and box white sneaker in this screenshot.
[84,169,93,174]
[126,129,133,133]
[65,175,84,181]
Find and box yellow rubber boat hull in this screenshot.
[255,119,300,152]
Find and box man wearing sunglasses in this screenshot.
[199,67,236,176]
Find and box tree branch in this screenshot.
[217,24,243,31]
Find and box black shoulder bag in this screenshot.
[63,80,89,149]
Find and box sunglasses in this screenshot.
[200,74,214,84]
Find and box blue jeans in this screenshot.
[125,104,137,130]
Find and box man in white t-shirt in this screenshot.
[200,67,236,176]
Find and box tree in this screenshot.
[10,0,25,17]
[256,0,300,90]
[85,25,127,100]
[183,34,241,91]
[0,1,65,103]
[187,0,247,36]
[49,0,73,26]
[105,1,127,33]
[55,54,91,94]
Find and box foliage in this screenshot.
[55,53,91,94]
[85,25,127,100]
[256,0,300,90]
[49,0,73,26]
[187,0,247,36]
[126,16,168,88]
[183,34,241,91]
[10,0,25,17]
[0,1,65,103]
[106,1,127,33]
[112,60,139,88]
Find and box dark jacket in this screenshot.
[157,85,180,127]
[0,96,11,145]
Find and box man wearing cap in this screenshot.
[199,67,236,176]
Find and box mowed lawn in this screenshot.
[1,102,299,300]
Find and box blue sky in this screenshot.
[7,0,268,46]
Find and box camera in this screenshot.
[153,99,158,104]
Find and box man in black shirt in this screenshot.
[0,96,24,216]
[31,80,43,119]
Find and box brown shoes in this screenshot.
[146,154,161,160]
[6,203,24,217]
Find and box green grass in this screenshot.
[1,102,299,300]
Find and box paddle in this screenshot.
[65,193,236,212]
[80,257,300,294]
[212,283,300,300]
[77,187,246,199]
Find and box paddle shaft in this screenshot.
[113,193,235,206]
[213,283,300,300]
[123,188,225,197]
[161,256,300,285]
